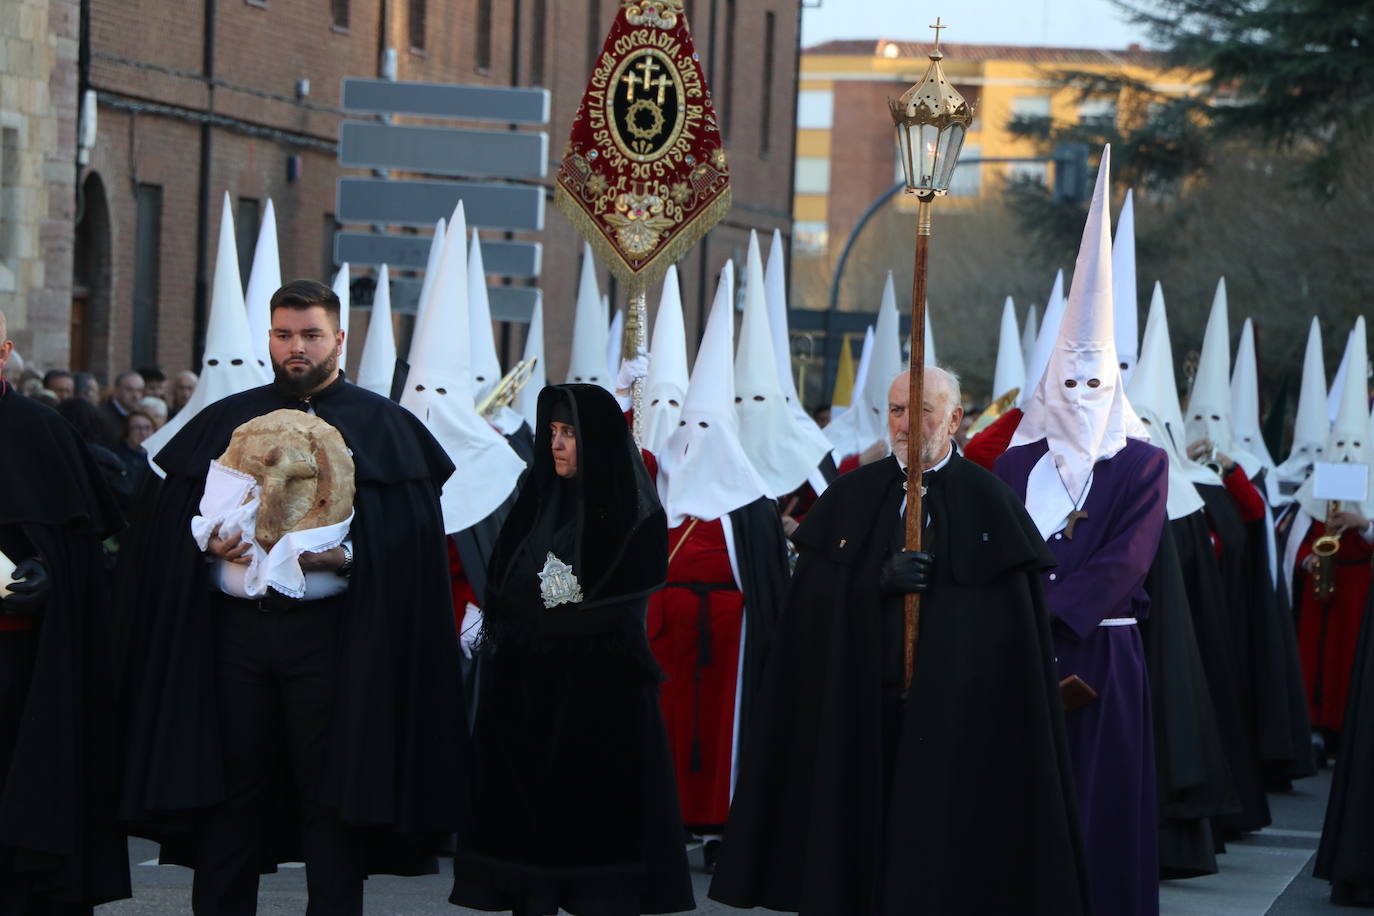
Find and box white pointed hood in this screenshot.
[643,265,689,457]
[399,217,447,384]
[1021,303,1039,370]
[467,230,503,400]
[657,262,769,527]
[146,193,271,471]
[1328,328,1353,426]
[992,296,1025,400]
[355,265,396,397]
[399,203,523,534]
[606,307,625,380]
[824,275,900,459]
[1127,283,1211,518]
[1184,278,1236,457]
[332,264,351,370]
[1277,318,1328,484]
[514,300,546,430]
[243,199,280,367]
[1112,189,1139,383]
[1013,146,1146,499]
[566,244,611,389]
[1296,316,1374,519]
[734,232,832,497]
[832,326,874,418]
[1020,270,1066,405]
[1229,317,1277,474]
[924,309,937,368]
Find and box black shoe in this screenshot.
[702,839,721,874]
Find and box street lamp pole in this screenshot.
[888,18,974,690]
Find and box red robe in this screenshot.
[447,538,478,634]
[647,515,744,830]
[964,407,1023,471]
[1295,518,1374,732]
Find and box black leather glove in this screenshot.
[879,550,933,595]
[4,557,51,614]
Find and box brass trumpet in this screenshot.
[476,358,538,419]
[1311,500,1341,601]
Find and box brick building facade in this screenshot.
[0,0,81,371]
[67,0,801,383]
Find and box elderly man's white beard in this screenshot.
[889,410,953,468]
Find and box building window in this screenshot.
[475,0,493,72]
[797,90,833,130]
[331,0,349,28]
[530,0,548,85]
[949,144,981,197]
[409,0,426,51]
[760,11,776,156]
[1006,161,1049,186]
[1078,98,1117,129]
[793,221,829,255]
[722,0,736,138]
[235,197,260,286]
[0,125,19,291]
[1009,94,1051,134]
[587,0,601,76]
[132,184,162,369]
[794,157,830,195]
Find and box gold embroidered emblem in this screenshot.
[539,552,585,609]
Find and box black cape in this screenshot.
[1315,584,1374,902]
[1139,518,1240,878]
[451,384,694,915]
[1196,483,1312,822]
[117,377,472,873]
[0,387,130,905]
[710,455,1091,916]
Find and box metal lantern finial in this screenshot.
[889,20,974,196]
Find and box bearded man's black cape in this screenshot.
[451,384,694,915]
[0,386,130,906]
[118,377,472,874]
[1315,585,1374,904]
[1139,519,1240,878]
[709,454,1091,916]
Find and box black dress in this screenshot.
[451,384,694,916]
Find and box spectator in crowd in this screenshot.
[114,410,155,494]
[167,369,198,416]
[44,369,75,400]
[74,371,102,405]
[99,371,145,448]
[2,350,24,386]
[20,375,44,398]
[810,403,831,428]
[31,390,60,410]
[137,367,167,401]
[57,397,134,511]
[137,395,169,429]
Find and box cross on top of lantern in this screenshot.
[889,18,976,197]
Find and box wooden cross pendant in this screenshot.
[1065,510,1088,540]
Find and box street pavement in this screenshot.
[100,767,1340,914]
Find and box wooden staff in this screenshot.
[902,193,934,692]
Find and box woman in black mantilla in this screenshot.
[450,384,694,916]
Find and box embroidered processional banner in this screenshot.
[554,0,731,294]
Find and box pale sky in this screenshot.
[801,0,1153,50]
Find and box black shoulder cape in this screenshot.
[452,385,693,915]
[118,378,472,874]
[0,388,130,905]
[711,454,1092,916]
[724,496,790,759]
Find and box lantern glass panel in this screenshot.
[895,123,916,190]
[935,123,967,191]
[918,123,941,189]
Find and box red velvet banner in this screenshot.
[554,0,731,294]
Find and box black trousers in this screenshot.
[192,596,363,916]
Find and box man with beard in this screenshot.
[120,281,471,915]
[0,311,130,912]
[710,367,1089,915]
